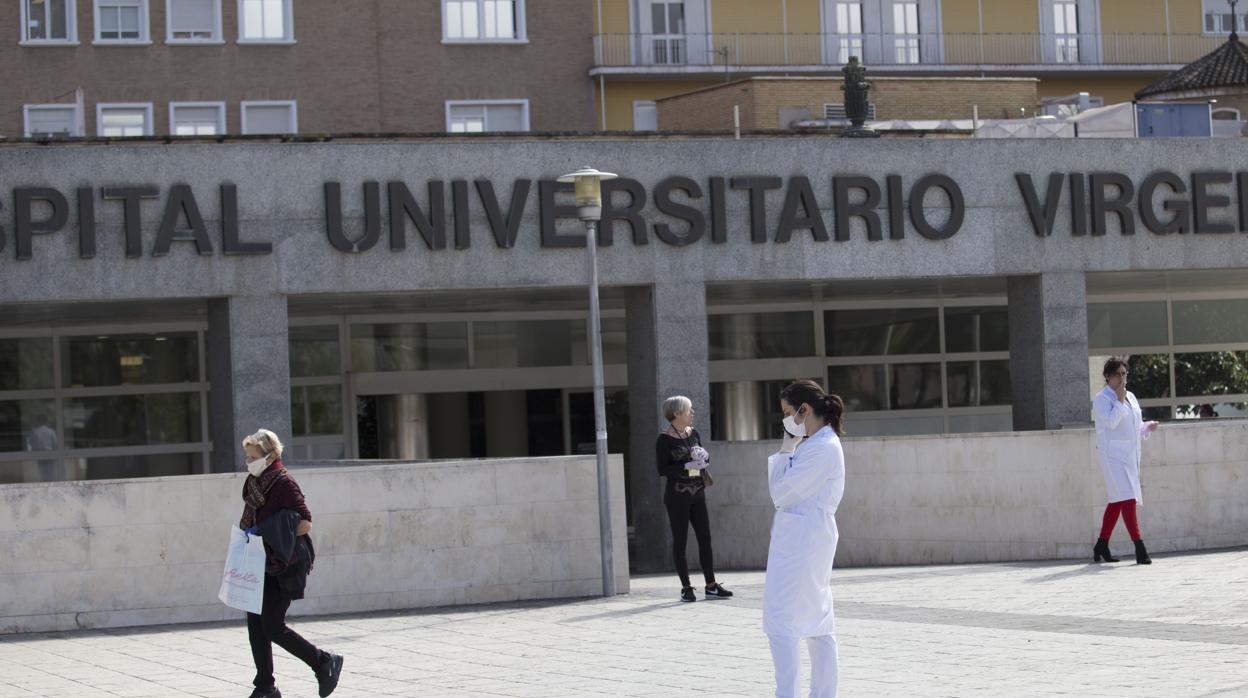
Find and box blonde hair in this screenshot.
[662,395,692,423]
[242,428,284,458]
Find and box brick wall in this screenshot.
[0,0,595,138]
[657,76,1040,129]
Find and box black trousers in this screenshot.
[663,478,716,588]
[247,574,321,689]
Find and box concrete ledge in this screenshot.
[0,455,628,634]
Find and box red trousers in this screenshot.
[1099,499,1141,541]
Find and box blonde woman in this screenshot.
[238,429,343,698]
[655,395,732,603]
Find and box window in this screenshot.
[709,312,816,360]
[892,2,920,64]
[94,0,149,43]
[23,105,82,137]
[21,0,77,43]
[650,1,686,64]
[446,100,529,132]
[240,101,297,134]
[1204,0,1248,33]
[170,102,226,135]
[238,0,293,42]
[633,101,657,131]
[1053,0,1079,63]
[1089,297,1248,421]
[835,2,864,64]
[97,103,153,136]
[168,0,222,42]
[443,0,526,42]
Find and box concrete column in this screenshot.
[625,281,710,573]
[1007,272,1090,431]
[207,296,292,472]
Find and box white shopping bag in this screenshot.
[218,525,266,614]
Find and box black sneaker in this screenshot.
[680,586,697,602]
[705,583,733,599]
[315,651,343,697]
[248,687,280,698]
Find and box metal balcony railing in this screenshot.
[592,32,1225,68]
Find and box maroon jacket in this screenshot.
[245,460,313,525]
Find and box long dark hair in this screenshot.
[780,379,845,437]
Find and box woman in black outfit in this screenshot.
[656,395,733,603]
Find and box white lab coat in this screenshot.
[1091,385,1152,505]
[763,424,845,638]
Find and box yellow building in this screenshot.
[591,0,1231,130]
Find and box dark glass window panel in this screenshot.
[979,360,1012,406]
[62,333,199,387]
[708,312,816,360]
[474,320,576,368]
[828,365,887,412]
[946,361,975,407]
[0,338,54,390]
[944,307,1009,353]
[1175,351,1248,397]
[0,399,57,453]
[291,385,343,437]
[890,363,942,409]
[825,308,939,357]
[1087,302,1168,349]
[65,393,202,448]
[1121,354,1170,399]
[350,323,469,372]
[1173,299,1248,345]
[289,326,340,377]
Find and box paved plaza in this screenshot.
[1,547,1246,698]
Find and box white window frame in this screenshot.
[632,100,657,131]
[834,2,865,64]
[444,99,531,133]
[1202,0,1248,35]
[166,0,224,44]
[892,1,921,65]
[441,0,528,43]
[20,0,80,45]
[93,0,151,44]
[22,104,84,137]
[240,100,298,134]
[236,0,295,44]
[169,101,227,136]
[96,102,154,137]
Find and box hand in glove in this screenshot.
[779,431,802,454]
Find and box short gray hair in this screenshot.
[662,395,692,422]
[242,428,284,458]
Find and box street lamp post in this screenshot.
[558,166,618,597]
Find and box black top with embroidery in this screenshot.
[655,428,708,482]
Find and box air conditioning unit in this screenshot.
[824,103,876,120]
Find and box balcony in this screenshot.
[591,32,1223,74]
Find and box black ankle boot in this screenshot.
[1093,538,1118,562]
[1134,539,1152,565]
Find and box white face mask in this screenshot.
[246,455,269,477]
[782,413,806,438]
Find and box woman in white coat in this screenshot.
[764,379,846,698]
[1092,357,1159,565]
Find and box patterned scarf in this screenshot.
[239,462,287,529]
